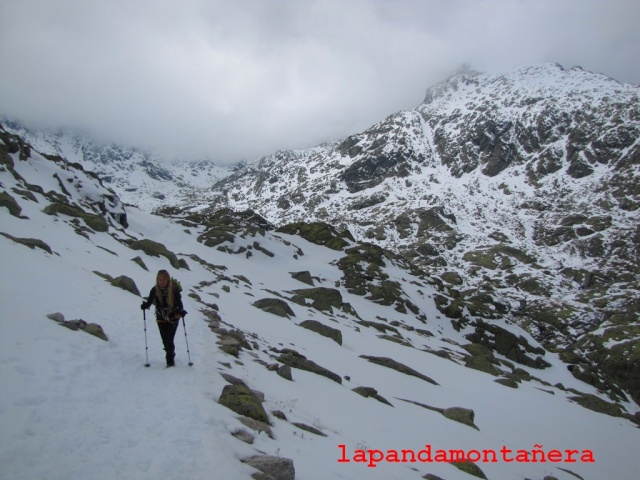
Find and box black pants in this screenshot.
[157,320,179,365]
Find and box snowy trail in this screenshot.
[0,239,253,480]
[0,318,245,480]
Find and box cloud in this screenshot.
[1,0,639,163]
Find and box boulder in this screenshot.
[243,456,295,480]
[129,239,181,269]
[218,384,270,424]
[277,348,341,384]
[352,386,392,406]
[83,323,108,341]
[298,320,342,345]
[290,271,314,286]
[253,298,295,318]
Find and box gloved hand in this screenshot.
[182,310,188,316]
[140,302,147,310]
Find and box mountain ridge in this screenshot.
[1,119,236,212]
[195,63,640,404]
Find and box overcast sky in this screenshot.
[1,0,639,163]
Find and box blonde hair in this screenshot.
[155,269,175,309]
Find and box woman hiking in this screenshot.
[141,269,185,367]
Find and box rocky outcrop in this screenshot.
[0,232,52,254]
[46,312,108,341]
[253,298,296,318]
[128,239,183,269]
[359,355,438,385]
[276,222,354,250]
[298,320,343,345]
[276,348,342,384]
[352,386,392,406]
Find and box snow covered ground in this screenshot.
[1,139,639,480]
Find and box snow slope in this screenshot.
[1,124,639,480]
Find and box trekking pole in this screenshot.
[143,309,151,367]
[181,313,193,366]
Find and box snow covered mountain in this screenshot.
[1,114,640,479]
[192,63,640,408]
[1,120,236,212]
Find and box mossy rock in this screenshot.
[290,287,344,312]
[463,291,507,319]
[570,312,640,404]
[463,248,499,270]
[441,271,463,285]
[131,256,149,271]
[299,320,342,345]
[463,244,536,271]
[352,387,393,406]
[494,377,519,388]
[276,221,353,250]
[185,208,270,247]
[277,348,342,384]
[218,384,270,424]
[568,393,625,418]
[83,323,109,341]
[585,215,612,231]
[360,355,438,385]
[442,407,478,429]
[43,201,108,232]
[463,344,502,376]
[379,334,412,347]
[291,422,327,436]
[536,225,578,246]
[199,228,235,247]
[93,271,141,296]
[0,232,52,254]
[110,275,141,296]
[397,399,477,429]
[465,320,549,369]
[338,243,418,313]
[129,239,181,269]
[242,455,295,480]
[0,191,23,217]
[253,298,295,318]
[519,300,579,335]
[416,206,456,234]
[290,270,314,286]
[450,460,487,479]
[509,274,549,296]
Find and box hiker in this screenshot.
[141,269,186,367]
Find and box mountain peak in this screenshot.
[421,68,483,105]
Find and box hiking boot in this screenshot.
[166,353,175,367]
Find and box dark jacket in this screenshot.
[142,285,184,321]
